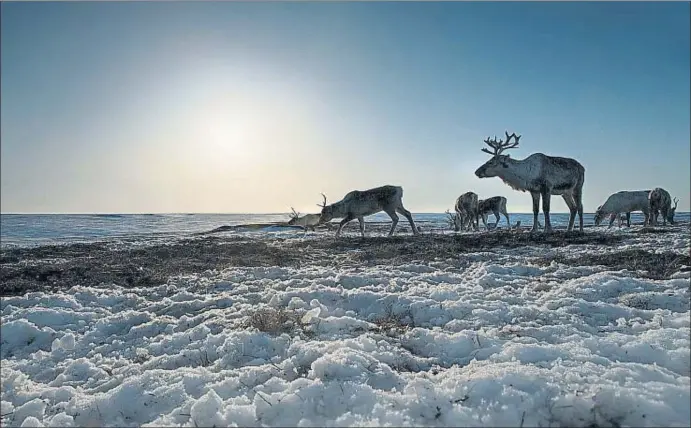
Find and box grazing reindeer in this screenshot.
[287,207,322,231]
[474,131,585,233]
[317,185,419,238]
[594,190,651,228]
[476,196,511,230]
[648,188,678,226]
[454,192,479,232]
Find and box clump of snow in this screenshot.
[1,226,689,427]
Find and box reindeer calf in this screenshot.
[454,192,479,232]
[477,196,510,230]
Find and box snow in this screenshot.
[1,225,690,427]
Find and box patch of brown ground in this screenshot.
[539,248,690,280]
[2,227,685,296]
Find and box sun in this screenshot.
[200,112,251,152]
[192,99,267,167]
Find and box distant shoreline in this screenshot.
[3,212,689,216]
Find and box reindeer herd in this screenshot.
[286,131,681,237]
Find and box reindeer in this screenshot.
[593,190,651,228]
[476,196,511,231]
[317,185,419,238]
[474,131,585,233]
[454,192,479,232]
[648,188,678,226]
[287,207,322,231]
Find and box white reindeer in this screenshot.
[648,188,679,226]
[593,190,651,228]
[454,192,479,232]
[287,207,322,231]
[474,131,585,233]
[317,185,419,238]
[476,196,511,230]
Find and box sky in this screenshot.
[1,1,689,214]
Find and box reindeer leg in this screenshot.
[480,212,489,231]
[561,194,577,232]
[385,210,399,237]
[493,211,500,229]
[608,213,616,229]
[531,192,541,232]
[357,217,365,237]
[541,189,553,233]
[626,212,631,227]
[396,206,419,235]
[335,214,354,238]
[573,186,584,233]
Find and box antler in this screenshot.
[444,209,456,230]
[289,207,300,220]
[481,130,521,156]
[673,197,679,209]
[317,193,327,208]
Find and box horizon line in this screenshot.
[1,211,678,216]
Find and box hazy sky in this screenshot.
[2,1,689,214]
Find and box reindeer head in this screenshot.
[593,205,606,226]
[474,131,521,178]
[667,197,679,224]
[287,207,300,225]
[316,193,333,223]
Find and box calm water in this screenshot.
[1,212,689,247]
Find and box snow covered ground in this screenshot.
[1,224,690,427]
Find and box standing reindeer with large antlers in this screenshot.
[474,131,585,233]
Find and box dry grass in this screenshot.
[0,236,304,296]
[296,230,627,267]
[1,225,686,296]
[242,307,303,335]
[539,248,690,280]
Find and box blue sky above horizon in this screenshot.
[2,1,689,214]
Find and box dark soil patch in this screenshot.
[0,236,304,296]
[294,230,626,265]
[634,227,677,234]
[0,228,654,297]
[540,248,691,280]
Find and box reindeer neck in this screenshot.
[495,156,536,190]
[332,201,349,216]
